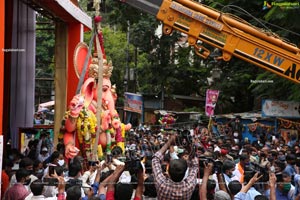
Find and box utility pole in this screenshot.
[134,46,137,93]
[124,21,130,124]
[161,84,164,110]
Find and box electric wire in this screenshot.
[218,3,300,44]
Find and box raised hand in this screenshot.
[249,172,263,185]
[269,173,277,188]
[203,162,213,176]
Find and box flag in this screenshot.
[205,89,219,116]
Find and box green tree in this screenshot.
[35,13,55,107]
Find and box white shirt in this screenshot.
[9,174,38,189]
[25,194,57,200]
[244,187,261,200]
[212,173,237,191]
[38,153,50,163]
[214,145,221,152]
[170,151,179,160]
[81,170,97,186]
[42,185,58,198]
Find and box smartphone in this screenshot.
[276,173,283,182]
[88,161,99,166]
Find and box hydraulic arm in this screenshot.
[120,0,300,83]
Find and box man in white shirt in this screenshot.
[9,157,38,189]
[38,147,50,163]
[213,160,237,191]
[26,178,66,200]
[233,154,250,183]
[81,161,98,195]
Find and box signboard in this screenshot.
[124,92,143,114]
[262,99,300,118]
[205,89,219,116]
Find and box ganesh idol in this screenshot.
[60,44,131,160]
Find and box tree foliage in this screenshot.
[35,13,55,106]
[35,14,55,76]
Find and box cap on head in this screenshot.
[214,190,231,200]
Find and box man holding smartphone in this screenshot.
[81,161,99,194]
[264,172,295,200]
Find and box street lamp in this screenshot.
[211,67,222,79]
[208,58,223,79]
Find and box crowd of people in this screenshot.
[1,120,300,200]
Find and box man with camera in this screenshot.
[27,175,66,200]
[213,159,237,191]
[264,171,295,200]
[97,164,145,200]
[152,133,198,200]
[200,162,231,200]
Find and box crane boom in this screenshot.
[120,0,300,83]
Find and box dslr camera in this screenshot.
[250,162,269,182]
[65,179,83,191]
[176,129,193,147]
[123,149,143,175]
[198,156,223,174]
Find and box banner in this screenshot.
[205,89,219,116]
[262,99,300,118]
[124,92,143,114]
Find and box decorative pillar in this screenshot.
[54,21,68,147]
